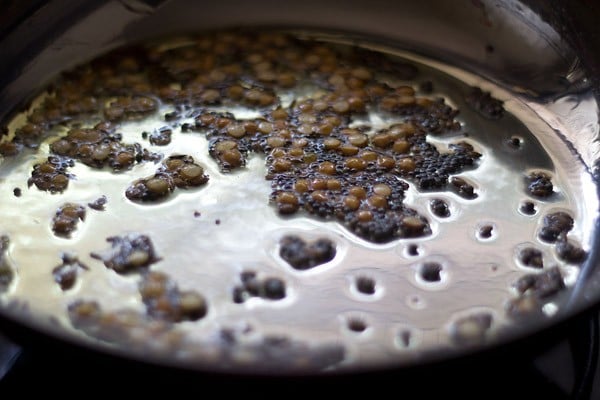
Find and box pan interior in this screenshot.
[0,28,597,374]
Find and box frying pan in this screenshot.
[0,0,599,395]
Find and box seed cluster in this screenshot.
[279,235,336,270]
[50,122,160,171]
[505,209,587,317]
[465,87,505,119]
[232,270,286,303]
[28,156,73,193]
[28,121,163,195]
[148,127,173,146]
[526,171,554,198]
[90,233,161,274]
[506,266,567,319]
[126,155,209,202]
[520,265,565,297]
[449,176,478,199]
[0,30,484,243]
[68,269,209,347]
[67,299,182,351]
[104,96,157,121]
[0,30,586,357]
[555,238,587,264]
[68,229,209,339]
[449,312,493,344]
[538,211,587,264]
[538,211,574,243]
[139,271,208,322]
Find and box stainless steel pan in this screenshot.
[0,0,599,390]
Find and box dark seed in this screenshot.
[518,247,544,269]
[262,277,286,300]
[420,262,443,282]
[356,276,376,295]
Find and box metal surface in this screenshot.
[0,0,598,376]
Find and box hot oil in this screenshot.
[0,30,596,373]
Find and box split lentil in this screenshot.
[140,271,208,322]
[512,266,565,300]
[126,155,209,202]
[52,253,89,291]
[90,233,161,274]
[88,195,108,211]
[52,203,86,238]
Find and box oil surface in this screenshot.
[0,29,596,373]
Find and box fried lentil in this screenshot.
[149,127,172,146]
[139,271,208,322]
[68,300,182,351]
[505,295,543,319]
[126,155,208,202]
[52,203,86,238]
[90,233,161,274]
[49,123,158,171]
[104,96,157,121]
[0,27,589,370]
[52,253,89,291]
[449,312,493,344]
[88,195,108,211]
[513,266,565,299]
[28,156,73,193]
